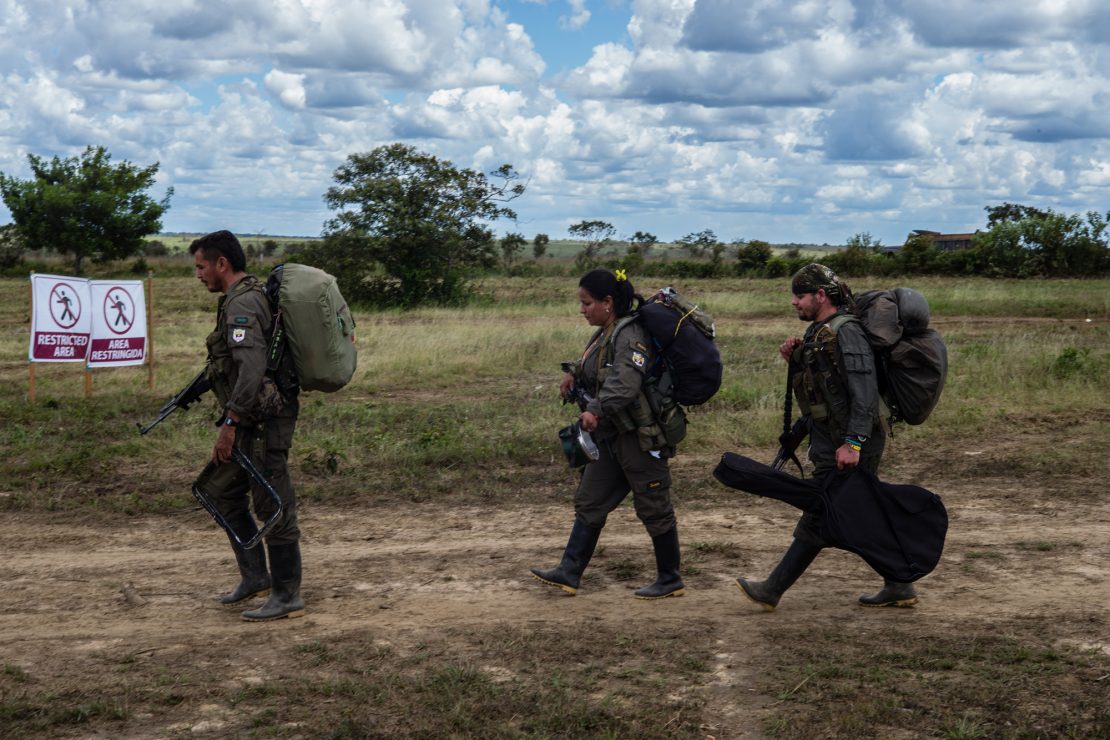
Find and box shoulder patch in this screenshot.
[234,316,250,324]
[631,350,646,369]
[634,341,649,352]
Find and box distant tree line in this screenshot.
[2,141,1107,306]
[509,206,1109,281]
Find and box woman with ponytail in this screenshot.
[530,268,685,600]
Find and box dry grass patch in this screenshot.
[758,616,1109,739]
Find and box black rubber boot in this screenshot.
[530,520,602,595]
[736,539,821,611]
[634,526,686,599]
[220,515,270,607]
[859,580,918,608]
[242,542,304,621]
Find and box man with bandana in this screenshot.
[190,230,304,621]
[734,263,918,610]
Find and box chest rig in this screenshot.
[581,316,687,452]
[791,314,855,436]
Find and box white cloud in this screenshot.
[892,0,1106,49]
[561,0,591,30]
[682,0,844,53]
[0,0,1108,242]
[265,69,307,110]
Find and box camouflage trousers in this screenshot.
[194,417,299,546]
[574,431,677,537]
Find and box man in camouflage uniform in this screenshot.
[735,263,918,610]
[190,230,304,621]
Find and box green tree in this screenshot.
[735,239,773,273]
[500,232,527,268]
[830,231,882,276]
[1022,210,1109,277]
[985,202,1049,227]
[676,229,718,258]
[0,223,23,269]
[971,207,1110,277]
[969,221,1029,277]
[627,230,658,257]
[708,241,727,274]
[0,145,172,273]
[143,239,169,257]
[569,219,615,270]
[315,143,524,307]
[532,233,549,259]
[897,232,938,274]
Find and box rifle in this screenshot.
[136,370,211,435]
[563,384,595,412]
[771,364,809,476]
[138,369,283,549]
[772,416,809,475]
[192,447,284,550]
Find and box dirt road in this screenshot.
[3,466,1107,738]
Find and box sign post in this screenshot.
[146,273,155,389]
[28,277,34,402]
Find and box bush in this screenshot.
[736,240,773,274]
[143,240,169,257]
[0,224,24,269]
[635,259,719,279]
[1051,347,1107,381]
[760,255,809,279]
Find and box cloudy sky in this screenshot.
[2,0,1109,246]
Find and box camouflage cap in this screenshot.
[791,263,840,295]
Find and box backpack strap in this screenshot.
[825,312,856,334]
[599,314,641,380]
[823,312,893,434]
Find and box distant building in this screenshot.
[882,230,976,255]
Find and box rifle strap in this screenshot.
[778,365,806,477]
[783,364,795,439]
[265,309,298,400]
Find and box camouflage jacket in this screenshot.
[205,275,275,420]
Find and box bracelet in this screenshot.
[843,436,862,452]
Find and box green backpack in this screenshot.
[265,263,357,393]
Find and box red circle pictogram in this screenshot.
[103,286,135,335]
[48,282,81,329]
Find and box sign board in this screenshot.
[87,280,148,367]
[29,274,92,362]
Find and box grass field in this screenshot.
[3,275,1105,508]
[0,273,1107,737]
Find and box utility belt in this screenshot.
[609,374,687,453]
[206,368,287,425]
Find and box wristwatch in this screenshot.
[222,416,239,427]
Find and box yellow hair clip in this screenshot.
[614,268,628,282]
